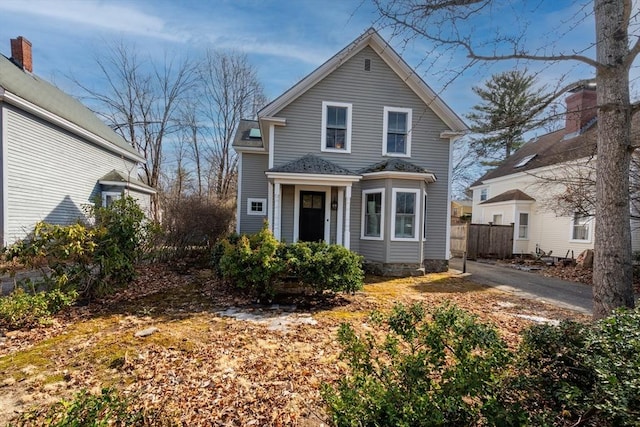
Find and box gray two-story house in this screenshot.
[233,29,466,275]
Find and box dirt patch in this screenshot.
[0,264,589,425]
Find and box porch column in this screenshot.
[336,188,344,246]
[267,181,274,232]
[344,185,351,249]
[274,182,282,240]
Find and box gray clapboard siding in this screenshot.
[239,152,269,234]
[281,185,294,243]
[273,46,451,261]
[4,105,138,244]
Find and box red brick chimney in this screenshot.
[10,36,32,73]
[565,86,597,134]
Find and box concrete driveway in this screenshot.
[449,257,593,315]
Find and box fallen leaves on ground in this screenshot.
[0,264,589,426]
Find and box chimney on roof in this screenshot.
[10,36,32,73]
[565,85,597,134]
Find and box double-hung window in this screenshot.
[361,189,385,240]
[392,189,420,241]
[571,213,591,241]
[383,107,412,157]
[321,101,352,152]
[480,188,488,201]
[518,212,529,239]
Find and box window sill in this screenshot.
[321,147,350,154]
[361,235,384,241]
[383,152,411,158]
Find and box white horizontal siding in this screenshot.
[4,105,138,244]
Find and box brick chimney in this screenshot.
[10,36,32,73]
[565,86,597,134]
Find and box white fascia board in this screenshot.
[0,89,145,163]
[361,171,436,183]
[265,172,362,185]
[233,146,267,153]
[99,180,157,195]
[479,199,535,208]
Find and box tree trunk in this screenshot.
[592,0,635,318]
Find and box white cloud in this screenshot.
[0,0,186,42]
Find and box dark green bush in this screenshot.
[216,227,364,297]
[11,387,148,426]
[322,303,524,426]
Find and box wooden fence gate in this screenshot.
[450,223,514,259]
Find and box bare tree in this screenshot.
[451,138,483,199]
[375,0,639,318]
[197,50,267,201]
[74,41,196,220]
[179,102,206,198]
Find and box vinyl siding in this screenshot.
[272,46,451,261]
[239,152,269,234]
[388,179,423,263]
[4,105,138,245]
[281,185,295,243]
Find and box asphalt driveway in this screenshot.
[449,257,593,315]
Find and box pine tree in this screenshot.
[466,70,551,163]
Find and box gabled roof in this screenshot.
[471,123,597,188]
[233,119,264,150]
[0,54,143,162]
[267,154,358,175]
[480,189,535,204]
[259,28,467,133]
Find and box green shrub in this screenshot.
[11,387,147,426]
[322,303,523,426]
[0,287,77,329]
[283,241,364,293]
[516,308,640,426]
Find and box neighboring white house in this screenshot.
[233,28,467,275]
[0,36,155,246]
[470,85,640,257]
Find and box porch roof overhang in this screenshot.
[265,171,362,186]
[361,171,436,183]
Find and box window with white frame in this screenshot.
[102,191,121,207]
[321,101,352,152]
[383,107,412,156]
[571,213,591,241]
[480,188,488,201]
[247,198,267,215]
[492,214,503,225]
[518,212,529,239]
[361,189,384,239]
[392,189,420,241]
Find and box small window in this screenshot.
[518,212,529,239]
[571,213,591,241]
[383,107,412,157]
[480,188,488,201]
[321,101,352,152]
[247,198,267,216]
[361,189,385,240]
[364,58,371,71]
[492,214,503,225]
[102,191,121,207]
[392,189,420,241]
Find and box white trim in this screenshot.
[344,185,352,249]
[391,188,421,242]
[0,89,144,163]
[382,106,412,157]
[360,188,385,241]
[293,185,331,243]
[98,180,156,195]
[337,188,344,245]
[361,171,436,182]
[265,172,361,184]
[247,198,267,216]
[423,191,428,240]
[1,104,8,246]
[234,146,267,153]
[236,152,243,233]
[570,213,593,243]
[491,212,504,225]
[516,211,530,240]
[274,182,282,240]
[419,186,426,265]
[321,101,352,153]
[268,123,275,169]
[267,181,274,232]
[446,135,454,258]
[258,29,467,132]
[102,191,122,207]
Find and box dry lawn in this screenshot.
[0,264,589,426]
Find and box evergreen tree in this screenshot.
[466,70,551,163]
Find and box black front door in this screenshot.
[299,191,325,242]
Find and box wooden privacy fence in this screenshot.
[450,223,514,259]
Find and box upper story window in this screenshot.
[321,101,352,153]
[392,188,420,241]
[571,213,592,242]
[480,188,488,201]
[383,107,412,157]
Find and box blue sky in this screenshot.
[0,0,609,122]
